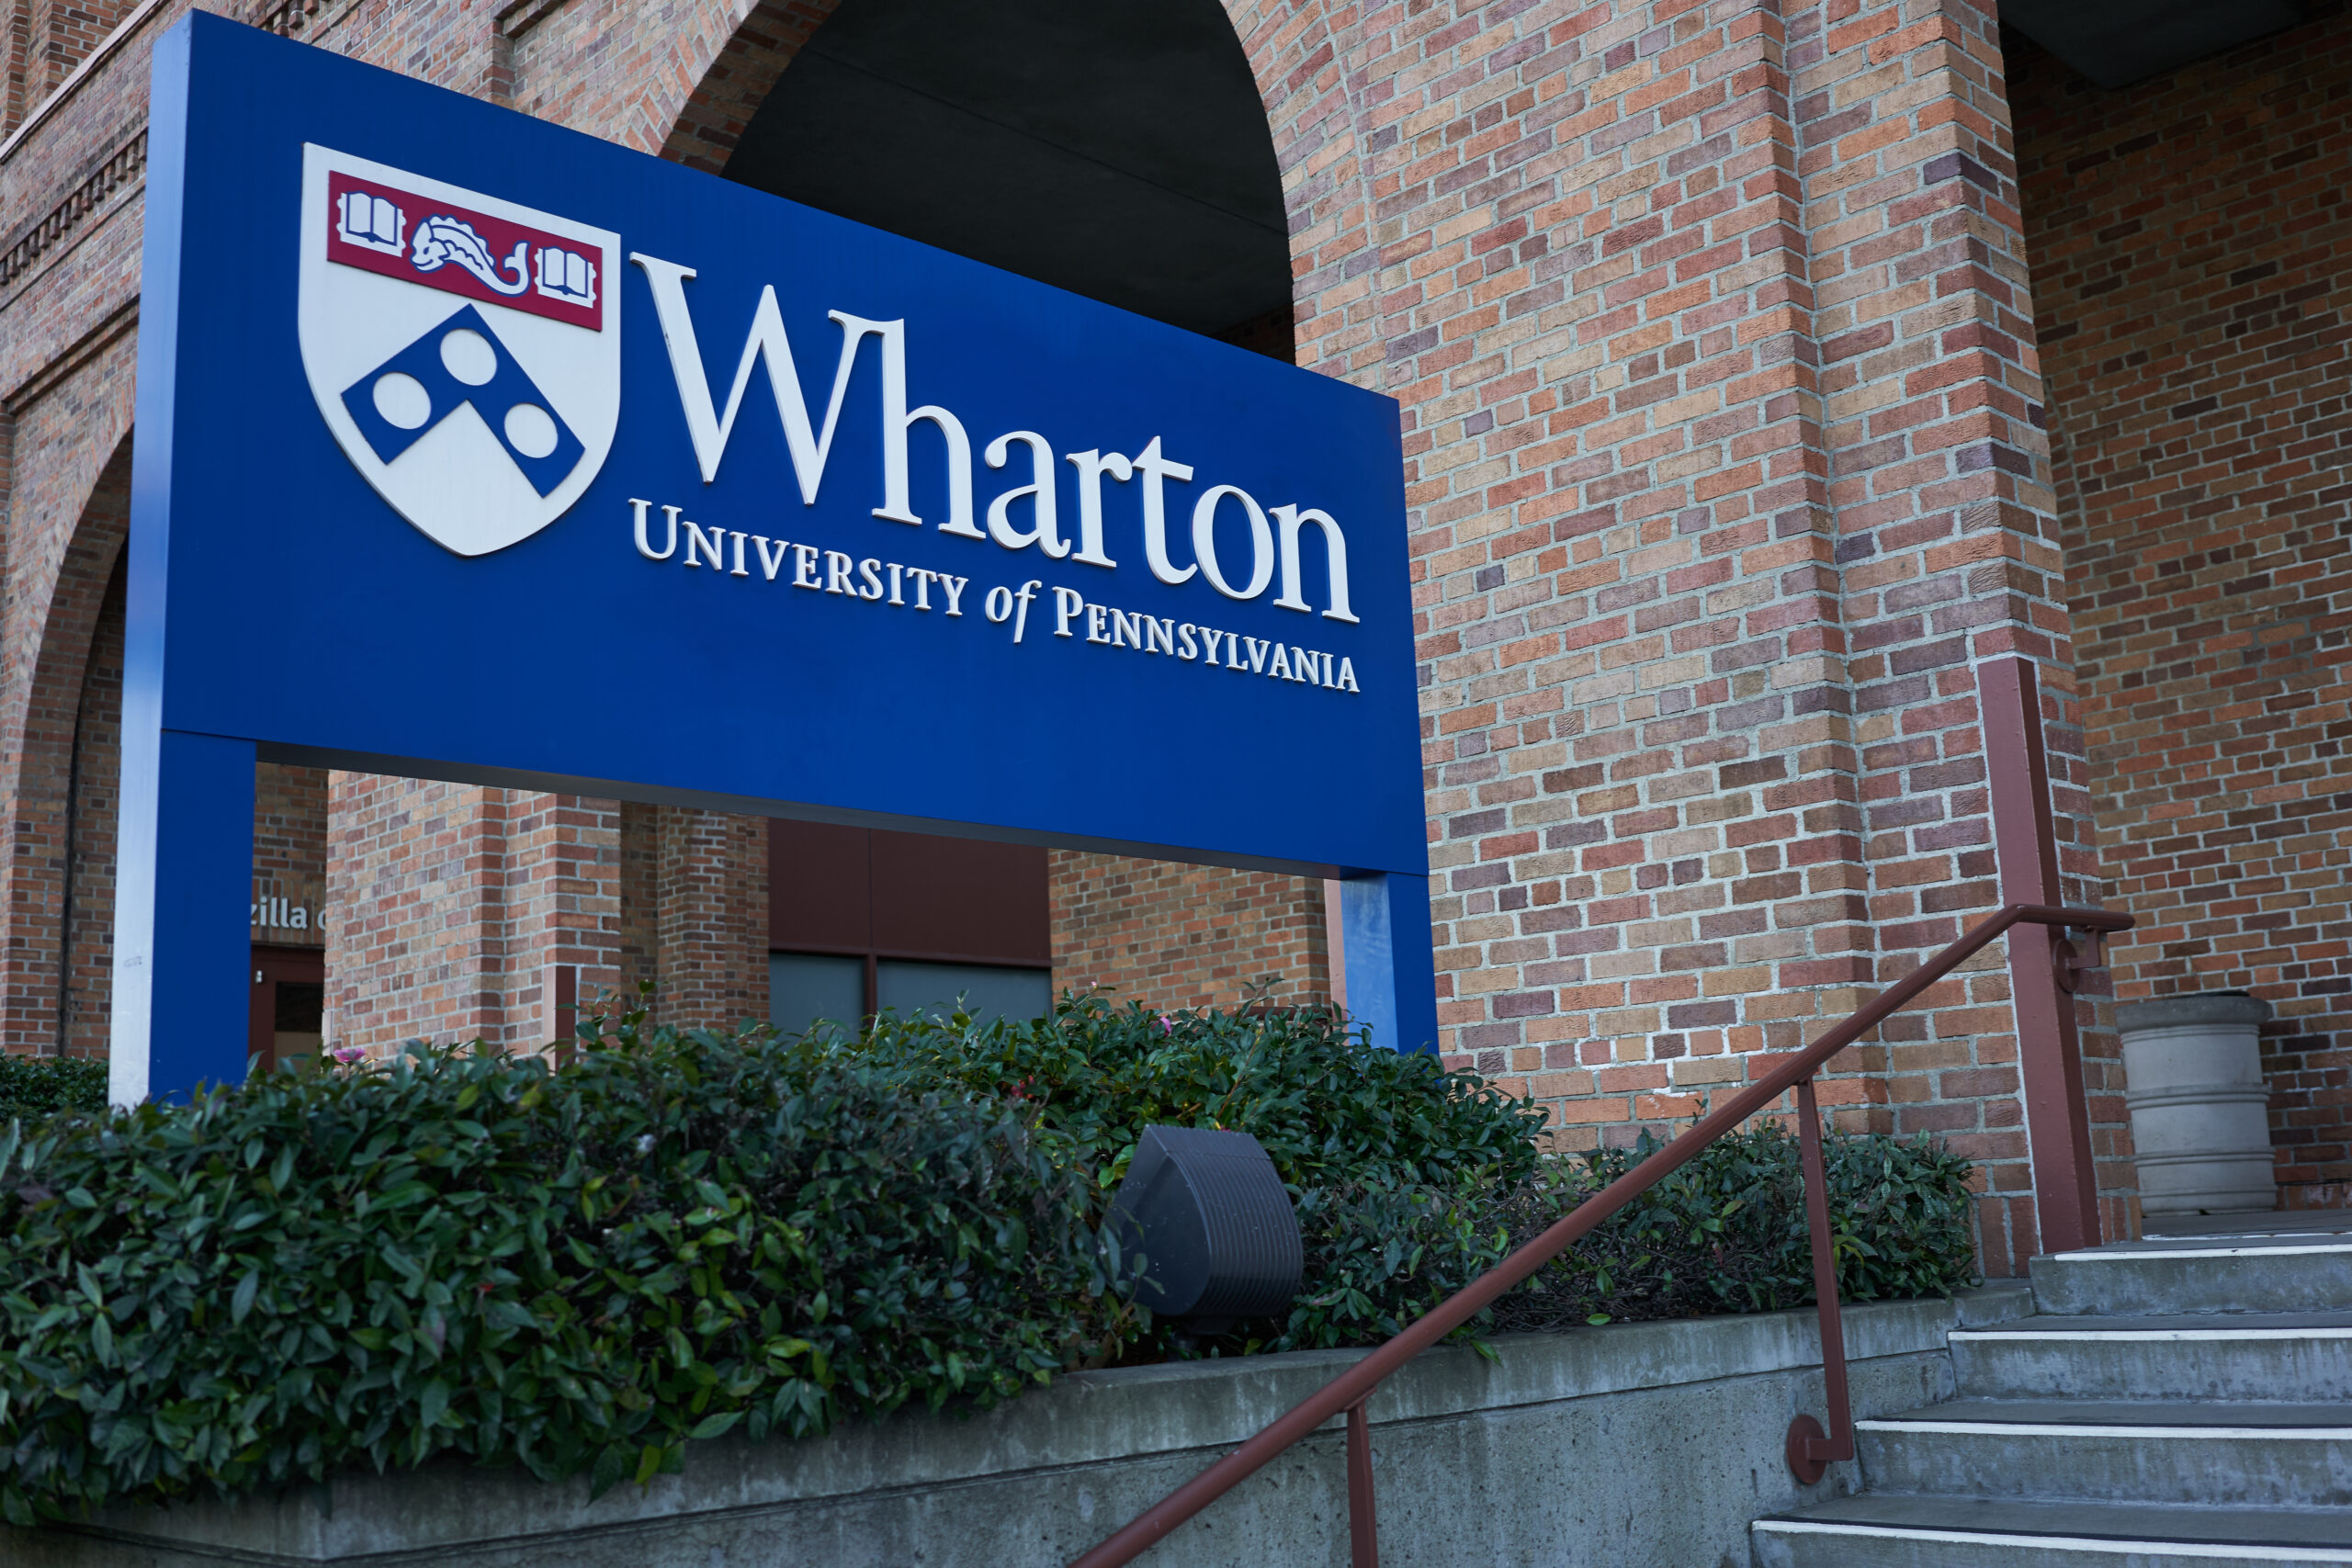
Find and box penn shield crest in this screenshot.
[298,145,619,556]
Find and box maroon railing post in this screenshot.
[1785,1076,1854,1484]
[1345,1399,1378,1568]
[1979,657,2102,1256]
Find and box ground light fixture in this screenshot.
[1109,1125,1303,1334]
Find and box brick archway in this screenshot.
[660,0,843,173]
[0,431,131,1055]
[656,0,1380,374]
[1217,1,1383,388]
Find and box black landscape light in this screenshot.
[1109,1125,1303,1333]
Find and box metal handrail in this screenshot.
[1070,900,2134,1568]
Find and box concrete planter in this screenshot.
[2115,992,2276,1217]
[4,1288,2030,1568]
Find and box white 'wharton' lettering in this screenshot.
[628,253,1357,624]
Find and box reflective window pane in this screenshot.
[876,960,1052,1030]
[769,952,865,1035]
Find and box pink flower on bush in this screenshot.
[1156,1014,1175,1036]
[330,1045,367,1066]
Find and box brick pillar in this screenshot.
[327,779,627,1053]
[499,792,624,1047]
[652,807,768,1028]
[326,776,511,1051]
[1333,0,2100,1273]
[1791,0,2109,1269]
[1396,0,1871,1137]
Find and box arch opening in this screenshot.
[4,434,132,1057]
[723,0,1295,356]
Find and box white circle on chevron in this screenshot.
[369,372,431,430]
[438,328,497,386]
[503,403,559,459]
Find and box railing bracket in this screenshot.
[1785,1415,1829,1486]
[2053,927,2105,995]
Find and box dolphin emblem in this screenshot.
[411,214,530,296]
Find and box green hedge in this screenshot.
[1276,1122,1977,1348]
[0,1010,1116,1525]
[846,998,1975,1353]
[848,993,1550,1196]
[0,995,1975,1524]
[0,1055,107,1122]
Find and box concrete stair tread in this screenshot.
[1857,1400,2347,1507]
[2143,1212,2352,1238]
[1765,1233,2352,1557]
[1947,1308,2352,1403]
[1869,1397,2352,1429]
[2030,1234,2352,1315]
[2052,1234,2352,1258]
[1756,1495,2352,1551]
[1953,1310,2352,1336]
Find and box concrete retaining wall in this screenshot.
[9,1286,2031,1568]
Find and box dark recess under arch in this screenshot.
[724,0,1295,357]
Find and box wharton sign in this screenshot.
[117,15,1432,1100]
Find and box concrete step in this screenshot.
[1854,1399,2352,1507]
[1753,1495,2352,1566]
[2032,1233,2352,1316]
[2142,1211,2352,1238]
[1950,1311,2352,1401]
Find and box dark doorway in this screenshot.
[726,0,1294,354]
[250,946,324,1072]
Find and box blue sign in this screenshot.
[118,14,1435,1099]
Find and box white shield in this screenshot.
[298,144,620,557]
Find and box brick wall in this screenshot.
[1049,852,1331,1012]
[1801,0,2122,1264]
[0,0,2195,1268]
[499,791,631,1045]
[1279,0,2113,1269]
[2015,6,2352,1210]
[252,762,326,949]
[3,0,143,130]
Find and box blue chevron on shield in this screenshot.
[297,144,620,557]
